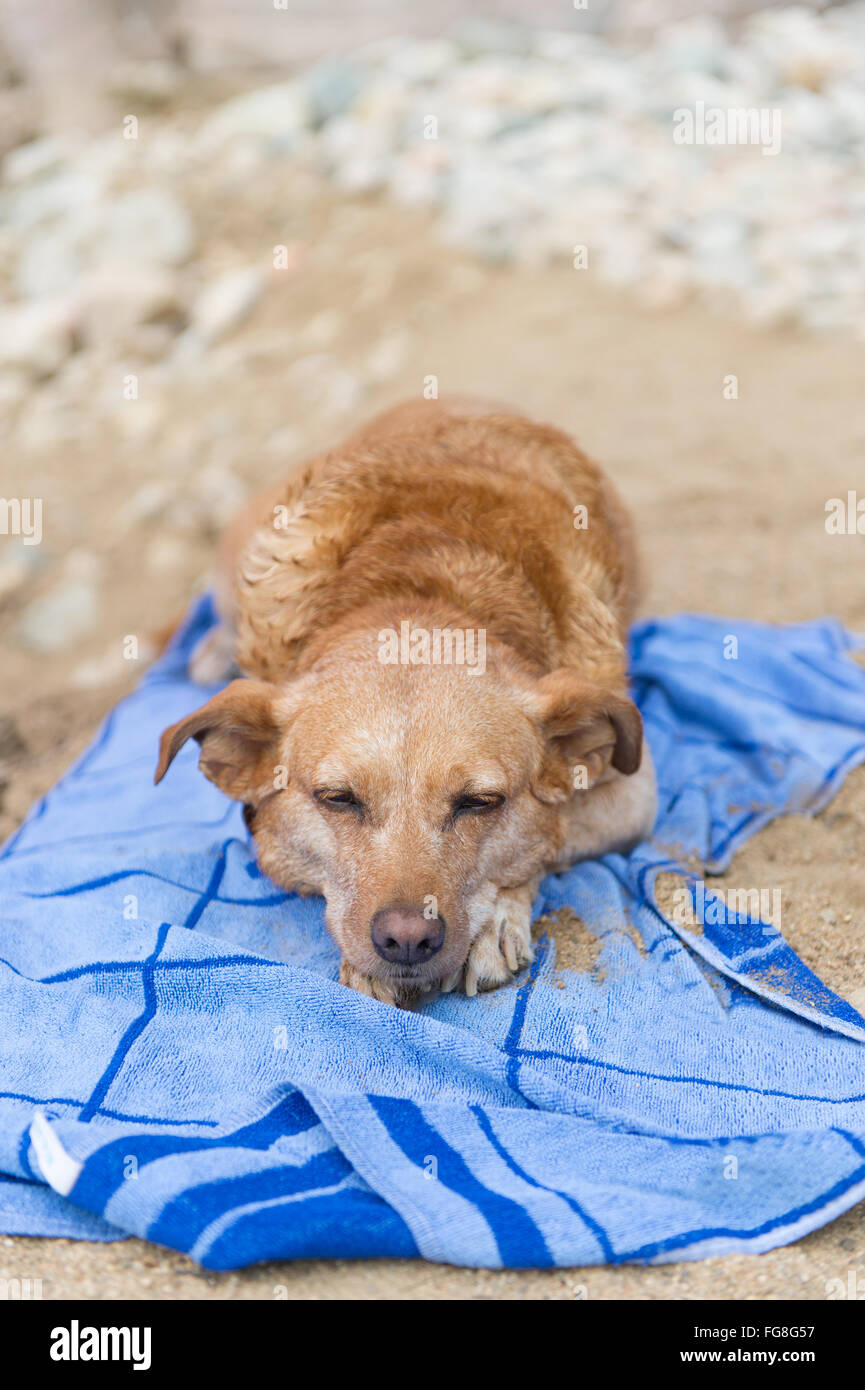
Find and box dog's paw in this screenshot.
[457,885,535,997]
[339,961,423,1008]
[188,626,240,686]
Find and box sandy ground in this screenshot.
[2,179,865,1299]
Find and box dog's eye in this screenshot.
[314,788,361,812]
[453,793,506,816]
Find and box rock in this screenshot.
[301,59,362,126]
[2,136,74,186]
[189,266,264,345]
[382,38,461,80]
[2,169,104,240]
[13,186,194,299]
[86,188,195,270]
[13,226,85,299]
[197,83,312,154]
[72,265,183,349]
[0,300,75,379]
[451,20,534,59]
[321,115,393,193]
[0,539,44,605]
[16,578,99,653]
[104,60,183,108]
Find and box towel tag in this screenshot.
[29,1110,83,1196]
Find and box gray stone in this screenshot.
[87,188,196,270]
[16,578,99,653]
[301,59,362,126]
[0,539,44,605]
[2,136,74,186]
[197,83,312,153]
[190,266,264,345]
[0,300,75,379]
[72,265,183,349]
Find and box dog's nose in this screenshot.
[371,906,445,965]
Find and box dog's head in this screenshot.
[155,626,641,999]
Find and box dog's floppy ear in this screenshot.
[525,668,643,804]
[155,678,283,802]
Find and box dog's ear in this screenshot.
[525,669,643,804]
[155,679,284,802]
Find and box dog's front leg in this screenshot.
[454,882,537,997]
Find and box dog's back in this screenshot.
[227,399,640,688]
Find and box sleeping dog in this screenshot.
[156,399,657,1005]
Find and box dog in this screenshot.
[155,398,657,1005]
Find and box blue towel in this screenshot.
[2,596,865,1269]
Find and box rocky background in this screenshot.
[1,0,864,1300]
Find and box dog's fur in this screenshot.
[155,398,657,1005]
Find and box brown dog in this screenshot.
[155,398,657,1005]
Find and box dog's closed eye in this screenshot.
[452,792,506,816]
[314,787,363,813]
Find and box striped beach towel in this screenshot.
[1,596,864,1269]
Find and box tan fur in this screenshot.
[156,399,657,1005]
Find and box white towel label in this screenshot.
[29,1110,83,1196]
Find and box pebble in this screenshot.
[86,188,196,271]
[189,266,264,346]
[16,578,99,653]
[104,60,184,109]
[2,135,76,186]
[71,265,183,350]
[196,83,313,154]
[0,540,44,604]
[0,300,75,379]
[12,187,194,300]
[301,58,363,126]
